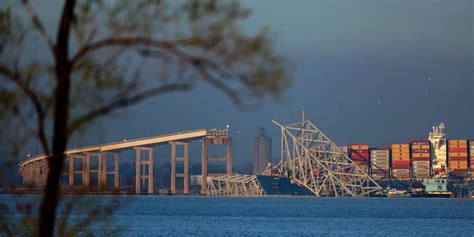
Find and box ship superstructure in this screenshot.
[428,123,447,176]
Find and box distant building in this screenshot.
[253,127,272,175]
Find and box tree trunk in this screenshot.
[38,1,75,236]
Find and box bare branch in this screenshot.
[71,36,203,66]
[139,48,250,108]
[0,65,50,154]
[19,0,55,54]
[68,83,192,134]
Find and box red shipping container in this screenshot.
[449,158,468,162]
[351,151,369,155]
[392,166,410,169]
[392,165,410,169]
[410,140,430,145]
[392,163,410,166]
[351,156,369,160]
[351,150,369,155]
[392,161,410,165]
[448,148,467,152]
[351,156,368,160]
[350,144,369,147]
[412,157,430,161]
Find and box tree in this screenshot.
[0,0,291,236]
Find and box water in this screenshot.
[1,195,474,236]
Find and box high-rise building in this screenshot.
[253,127,272,175]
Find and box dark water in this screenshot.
[2,195,474,236]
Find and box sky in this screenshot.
[11,0,474,164]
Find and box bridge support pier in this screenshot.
[201,136,233,195]
[170,141,190,195]
[114,153,120,189]
[67,154,86,187]
[135,147,154,194]
[84,152,107,191]
[99,154,107,190]
[69,155,74,186]
[84,153,90,187]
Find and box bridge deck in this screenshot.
[19,129,210,169]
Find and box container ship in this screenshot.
[258,123,473,198]
[359,123,472,197]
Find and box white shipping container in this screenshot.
[371,152,389,155]
[413,163,430,167]
[371,159,389,162]
[413,162,430,166]
[392,169,410,173]
[413,169,430,172]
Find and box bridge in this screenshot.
[20,115,382,197]
[19,128,232,195]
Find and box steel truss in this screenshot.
[266,118,382,197]
[207,174,265,196]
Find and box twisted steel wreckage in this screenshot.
[19,114,381,197]
[207,115,382,197]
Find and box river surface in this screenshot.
[1,195,474,236]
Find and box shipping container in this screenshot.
[412,161,430,165]
[392,169,410,178]
[411,149,430,153]
[412,153,430,158]
[448,140,468,144]
[392,156,410,159]
[391,144,410,148]
[392,157,410,161]
[392,148,410,152]
[412,145,430,150]
[410,140,430,145]
[448,161,468,165]
[448,152,468,157]
[392,165,410,169]
[448,144,468,148]
[370,157,390,161]
[449,157,468,161]
[448,148,468,153]
[350,144,369,150]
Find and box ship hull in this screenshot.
[256,175,313,196]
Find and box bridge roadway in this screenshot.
[19,128,233,195]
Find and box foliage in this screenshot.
[0,0,291,236]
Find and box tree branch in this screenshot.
[68,83,192,134]
[70,36,203,66]
[19,0,55,54]
[0,65,50,155]
[139,48,249,107]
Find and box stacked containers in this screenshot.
[369,148,390,178]
[349,144,369,172]
[391,144,410,178]
[411,140,431,178]
[470,141,474,173]
[447,139,468,174]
